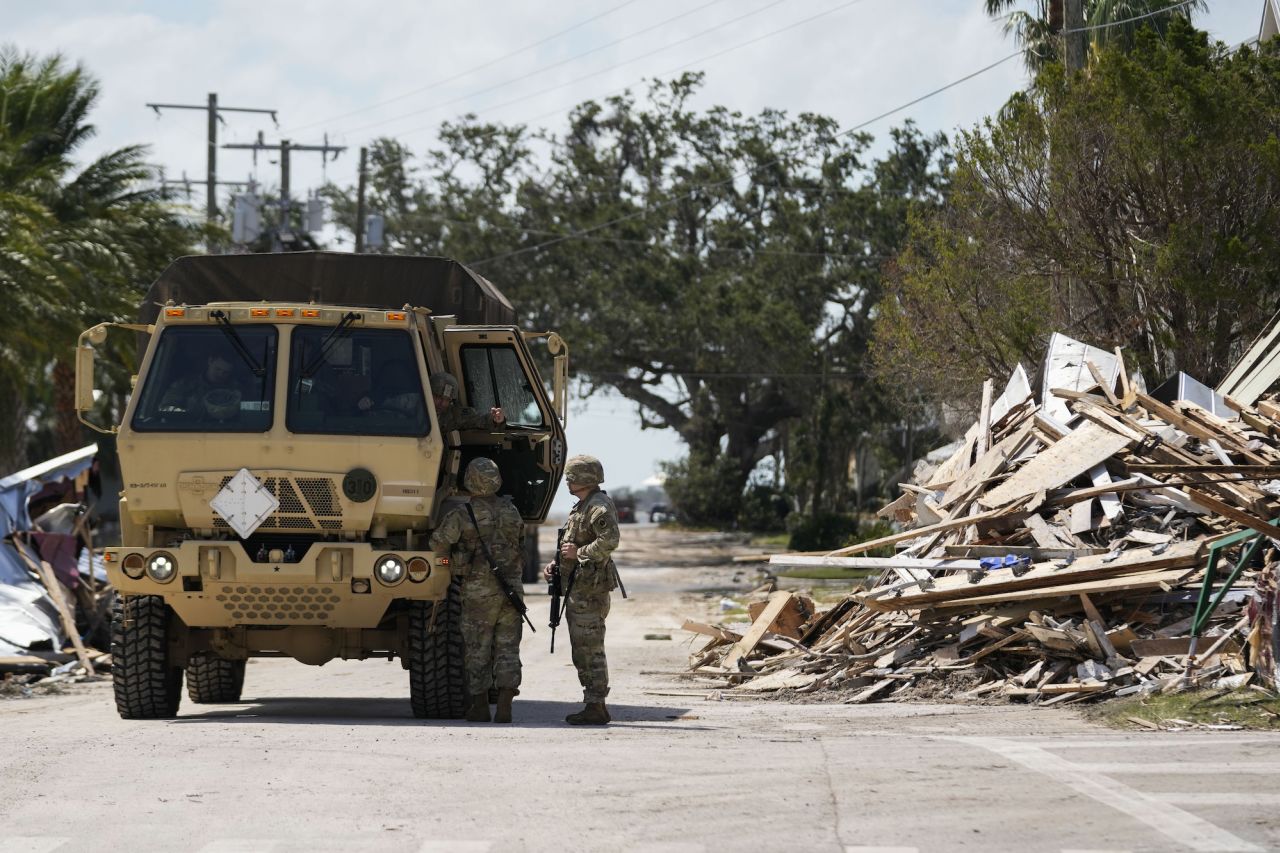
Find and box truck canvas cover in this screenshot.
[139,252,516,326]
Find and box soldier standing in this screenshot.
[430,372,505,433]
[546,454,620,725]
[430,457,526,723]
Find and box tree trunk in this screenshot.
[0,374,29,477]
[52,359,83,455]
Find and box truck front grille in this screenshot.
[211,474,343,533]
[215,585,341,621]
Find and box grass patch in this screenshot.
[749,532,790,549]
[1093,688,1280,730]
[779,566,875,580]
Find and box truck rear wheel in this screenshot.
[111,595,183,719]
[408,579,467,719]
[186,652,246,703]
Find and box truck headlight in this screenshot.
[375,555,405,585]
[146,552,177,582]
[122,553,145,579]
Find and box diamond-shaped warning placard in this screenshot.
[210,468,279,539]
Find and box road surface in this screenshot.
[2,526,1278,853]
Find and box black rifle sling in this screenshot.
[464,502,535,631]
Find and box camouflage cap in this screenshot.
[429,372,458,401]
[564,454,604,486]
[463,457,502,496]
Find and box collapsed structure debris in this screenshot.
[683,335,1280,706]
[0,445,114,690]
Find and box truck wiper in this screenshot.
[209,310,266,377]
[302,311,360,378]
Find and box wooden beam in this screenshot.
[824,497,1032,558]
[979,421,1132,510]
[722,592,792,670]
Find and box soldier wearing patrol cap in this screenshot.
[430,372,506,433]
[545,454,620,725]
[430,457,526,723]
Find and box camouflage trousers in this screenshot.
[566,590,610,702]
[461,585,523,692]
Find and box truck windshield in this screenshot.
[460,345,545,427]
[132,326,278,432]
[287,327,429,436]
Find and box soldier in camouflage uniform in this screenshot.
[429,457,526,723]
[545,454,620,725]
[430,372,506,433]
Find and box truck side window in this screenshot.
[132,326,277,432]
[460,346,545,427]
[287,327,429,437]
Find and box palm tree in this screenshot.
[984,0,1205,73]
[0,48,208,472]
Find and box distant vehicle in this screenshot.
[615,495,637,524]
[649,503,676,524]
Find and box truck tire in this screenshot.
[186,652,246,703]
[111,595,183,719]
[408,579,467,719]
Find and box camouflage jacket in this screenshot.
[430,495,525,592]
[437,404,496,433]
[564,488,620,595]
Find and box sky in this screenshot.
[7,0,1264,512]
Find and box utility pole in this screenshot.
[354,146,368,254]
[146,94,277,226]
[222,135,347,251]
[1064,0,1086,73]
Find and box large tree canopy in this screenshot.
[874,21,1280,414]
[0,48,209,472]
[325,75,949,524]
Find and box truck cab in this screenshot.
[76,253,566,719]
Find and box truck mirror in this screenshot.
[75,344,97,412]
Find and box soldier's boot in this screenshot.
[565,702,609,725]
[493,689,517,723]
[465,693,491,723]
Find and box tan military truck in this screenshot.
[74,252,567,719]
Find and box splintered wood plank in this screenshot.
[856,539,1203,611]
[722,591,793,670]
[979,421,1133,510]
[20,551,95,675]
[824,498,1032,558]
[681,621,742,644]
[1181,489,1280,540]
[1024,513,1075,549]
[940,422,1037,509]
[976,377,994,458]
[936,567,1195,610]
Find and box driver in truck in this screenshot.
[159,352,248,419]
[431,371,506,432]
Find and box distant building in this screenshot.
[1263,0,1279,41]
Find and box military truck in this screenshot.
[74,252,567,719]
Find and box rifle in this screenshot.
[548,528,565,652]
[464,504,535,632]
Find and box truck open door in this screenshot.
[439,325,567,523]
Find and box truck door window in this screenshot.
[287,327,428,436]
[132,326,277,432]
[460,346,545,427]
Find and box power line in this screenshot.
[1067,0,1199,34]
[331,0,739,138]
[467,1,1225,268]
[280,0,644,136]
[386,0,871,143]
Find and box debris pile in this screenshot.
[683,336,1280,705]
[1,445,114,695]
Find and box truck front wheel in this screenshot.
[111,595,183,719]
[408,579,467,719]
[186,652,246,703]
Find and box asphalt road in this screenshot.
[2,526,1280,853]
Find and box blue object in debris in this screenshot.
[978,554,1032,573]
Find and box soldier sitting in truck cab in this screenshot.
[158,353,250,421]
[431,371,505,433]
